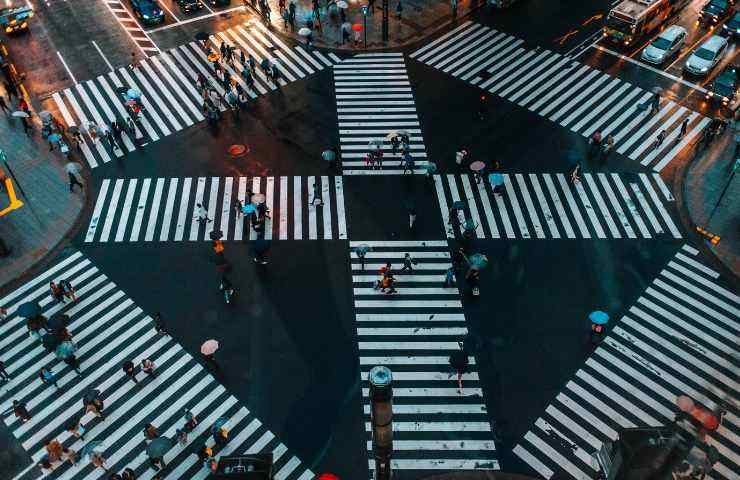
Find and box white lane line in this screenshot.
[542,173,575,238]
[91,41,114,73]
[174,178,192,242]
[85,179,110,242]
[294,176,302,240]
[503,174,530,238]
[476,179,499,238]
[130,178,151,242]
[639,173,682,238]
[144,178,165,241]
[308,176,317,240]
[529,174,560,238]
[56,51,78,84]
[557,174,590,238]
[335,176,347,239]
[205,177,219,239]
[515,173,545,239]
[234,177,246,241]
[265,176,274,240]
[99,178,124,242]
[279,176,288,240]
[159,178,179,241]
[115,179,138,242]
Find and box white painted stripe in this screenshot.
[349,240,449,247]
[476,178,499,238]
[355,300,461,308]
[582,87,644,137]
[525,430,593,480]
[513,444,554,479]
[115,179,138,242]
[596,173,635,238]
[174,178,192,242]
[515,173,545,238]
[234,177,246,241]
[544,173,577,238]
[573,180,606,238]
[158,178,179,241]
[99,179,124,242]
[118,67,172,136]
[190,177,206,241]
[322,176,332,240]
[144,178,165,242]
[583,173,620,238]
[674,252,720,279]
[364,420,489,431]
[652,172,674,201]
[359,340,464,349]
[128,178,151,242]
[410,21,474,59]
[610,174,650,238]
[359,371,478,381]
[653,117,710,171]
[369,459,499,470]
[630,181,663,235]
[528,174,559,238]
[205,177,219,239]
[639,173,681,238]
[220,177,233,241]
[503,174,530,238]
[106,71,158,141]
[434,175,452,239]
[294,176,302,240]
[377,439,494,449]
[249,177,260,241]
[356,313,465,321]
[64,87,112,164]
[545,403,601,449]
[359,356,476,365]
[308,176,317,240]
[660,269,736,317]
[279,176,288,240]
[460,175,485,238]
[264,176,274,240]
[334,176,347,239]
[667,261,739,305]
[357,326,468,335]
[85,179,110,242]
[601,90,652,137]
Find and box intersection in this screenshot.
[1,1,738,480]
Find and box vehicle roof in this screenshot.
[702,35,728,51]
[658,25,687,40]
[707,0,728,6]
[613,0,662,18]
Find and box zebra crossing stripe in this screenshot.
[412,22,709,171]
[514,246,740,479]
[435,174,683,239]
[1,252,313,480]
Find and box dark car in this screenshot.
[699,0,734,25]
[129,0,165,25]
[706,65,739,106]
[177,0,204,13]
[209,0,231,6]
[723,12,740,37]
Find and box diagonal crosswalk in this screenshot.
[349,240,500,474]
[411,22,709,172]
[51,21,342,169]
[513,244,740,480]
[434,172,682,240]
[85,176,348,243]
[0,251,313,480]
[334,53,431,175]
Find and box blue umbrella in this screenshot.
[211,417,229,433]
[488,173,504,187]
[48,133,62,143]
[17,302,41,318]
[424,162,437,173]
[589,311,609,325]
[242,204,256,214]
[126,88,141,100]
[451,200,466,210]
[468,253,488,269]
[56,341,77,359]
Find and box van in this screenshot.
[641,25,687,64]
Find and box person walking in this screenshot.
[600,134,615,162]
[195,203,212,225]
[122,360,139,385]
[650,92,660,114]
[20,116,31,136]
[152,312,168,335]
[176,427,188,446]
[309,180,322,206]
[39,367,59,388]
[68,168,84,193]
[354,245,369,270]
[90,451,109,472]
[64,354,82,374]
[143,423,159,441]
[66,419,86,440]
[400,253,415,272]
[184,408,198,431]
[383,274,397,294]
[0,359,11,381]
[653,129,666,150]
[85,397,105,419]
[448,343,469,394]
[122,467,136,479]
[0,95,9,115]
[443,267,456,288]
[678,117,690,139]
[141,358,156,378]
[59,279,77,302]
[50,281,65,304]
[7,400,32,422]
[202,352,219,371]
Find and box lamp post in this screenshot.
[362,5,368,48]
[369,366,393,480]
[381,0,389,42]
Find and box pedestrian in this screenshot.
[234,198,244,217]
[105,129,118,154]
[466,268,481,296]
[271,63,280,85]
[400,253,415,272]
[448,343,469,394]
[130,52,139,69]
[195,203,212,225]
[408,207,417,231]
[0,94,9,115]
[150,455,166,470]
[152,312,167,335]
[213,426,228,448]
[678,117,690,139]
[66,419,86,440]
[600,135,614,161]
[184,408,198,431]
[401,152,414,174]
[64,354,82,374]
[68,170,84,193]
[443,267,456,288]
[143,423,159,440]
[122,467,136,480]
[1,305,8,322]
[20,116,31,136]
[396,0,403,18]
[202,352,219,371]
[281,8,290,28]
[91,451,109,472]
[220,41,227,58]
[383,274,397,294]
[141,358,156,378]
[650,92,660,114]
[0,359,9,381]
[354,27,361,46]
[4,80,18,100]
[39,367,59,388]
[176,427,188,446]
[59,279,77,301]
[342,24,350,44]
[85,398,105,419]
[7,400,32,422]
[455,148,467,171]
[309,180,322,206]
[122,360,139,385]
[354,245,369,270]
[570,163,581,184]
[61,446,78,466]
[253,239,269,264]
[653,129,666,150]
[126,117,137,139]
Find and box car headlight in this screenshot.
[701,67,709,72]
[143,14,150,18]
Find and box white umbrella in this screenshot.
[65,162,83,175]
[336,0,348,8]
[298,27,312,36]
[11,111,29,118]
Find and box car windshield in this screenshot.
[704,3,726,14]
[694,47,717,61]
[713,82,733,96]
[651,37,673,50]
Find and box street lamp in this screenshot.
[362,5,368,48]
[369,366,393,480]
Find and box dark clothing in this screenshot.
[122,360,138,384]
[0,95,8,113]
[64,355,82,373]
[69,172,84,192]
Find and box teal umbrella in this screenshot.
[424,162,437,174]
[468,253,488,269]
[589,311,610,325]
[56,341,77,359]
[242,204,256,214]
[322,149,336,161]
[488,173,504,186]
[18,302,41,318]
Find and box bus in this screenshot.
[603,0,691,47]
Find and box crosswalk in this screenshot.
[349,240,500,474]
[51,21,342,169]
[85,176,347,243]
[434,172,682,240]
[101,0,161,56]
[411,21,709,172]
[513,244,740,480]
[334,53,431,175]
[0,251,313,480]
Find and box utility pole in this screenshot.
[382,0,389,42]
[362,5,368,48]
[369,366,393,480]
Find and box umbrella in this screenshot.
[12,111,29,118]
[352,23,363,31]
[451,200,466,210]
[488,173,504,186]
[147,436,173,458]
[468,253,488,269]
[336,0,348,7]
[209,230,223,241]
[242,204,256,214]
[385,131,399,140]
[195,31,210,41]
[39,110,52,122]
[352,244,370,255]
[368,138,383,148]
[651,86,662,94]
[68,125,80,134]
[424,162,437,174]
[201,339,219,355]
[589,310,609,325]
[126,88,141,100]
[470,161,486,172]
[83,388,101,405]
[341,22,352,33]
[42,334,61,352]
[318,474,340,480]
[125,99,137,106]
[396,129,409,136]
[48,312,71,331]
[298,27,312,37]
[17,301,41,318]
[322,149,336,161]
[80,441,104,459]
[211,417,230,432]
[208,53,220,62]
[56,341,77,359]
[48,133,62,143]
[65,162,82,175]
[251,193,266,204]
[676,395,695,412]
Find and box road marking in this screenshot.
[91,41,115,73]
[56,51,77,85]
[147,5,247,33]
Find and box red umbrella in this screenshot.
[352,23,362,32]
[318,475,340,480]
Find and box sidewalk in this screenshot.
[0,103,86,293]
[252,0,483,50]
[683,129,739,278]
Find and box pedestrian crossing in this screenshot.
[85,175,347,243]
[434,172,682,240]
[349,240,500,474]
[513,244,740,480]
[0,251,313,480]
[102,0,161,56]
[334,53,431,175]
[411,21,709,172]
[51,21,342,169]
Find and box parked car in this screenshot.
[641,25,687,64]
[722,12,740,37]
[177,0,204,13]
[129,0,165,25]
[705,64,738,106]
[699,0,734,25]
[684,35,728,76]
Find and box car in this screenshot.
[129,0,165,25]
[699,0,734,25]
[705,64,738,106]
[685,35,728,76]
[177,0,204,13]
[641,25,687,64]
[722,12,740,37]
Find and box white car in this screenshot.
[684,35,728,76]
[641,25,687,64]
